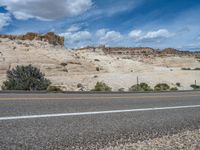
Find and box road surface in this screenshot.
[0,91,200,149]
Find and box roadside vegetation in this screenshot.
[170,87,178,91]
[1,65,51,91]
[181,68,191,70]
[1,64,198,92]
[91,82,112,92]
[118,88,125,92]
[182,68,200,71]
[154,83,170,91]
[129,83,153,92]
[128,83,179,92]
[190,84,200,90]
[176,82,181,87]
[47,86,63,92]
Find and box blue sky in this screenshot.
[0,0,200,50]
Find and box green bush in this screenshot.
[190,84,200,90]
[77,83,84,88]
[47,86,63,92]
[194,68,200,70]
[154,83,170,91]
[60,62,68,67]
[2,65,51,91]
[176,82,181,87]
[170,87,178,91]
[92,82,112,92]
[181,68,191,70]
[129,83,153,92]
[118,88,125,92]
[96,67,100,71]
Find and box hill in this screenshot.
[0,33,200,91]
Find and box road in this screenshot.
[0,91,200,149]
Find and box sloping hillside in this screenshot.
[0,36,200,91]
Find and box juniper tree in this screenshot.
[2,65,51,91]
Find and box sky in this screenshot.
[0,0,200,50]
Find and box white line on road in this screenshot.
[0,105,200,121]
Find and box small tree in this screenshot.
[2,65,51,91]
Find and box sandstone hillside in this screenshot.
[0,34,200,91]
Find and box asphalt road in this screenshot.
[0,91,200,149]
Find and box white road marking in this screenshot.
[0,105,200,121]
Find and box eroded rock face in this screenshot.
[0,32,64,46]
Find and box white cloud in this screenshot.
[96,29,108,38]
[0,0,92,20]
[128,30,142,39]
[96,28,123,43]
[0,13,11,31]
[129,29,174,42]
[143,29,174,39]
[60,25,91,44]
[66,25,81,33]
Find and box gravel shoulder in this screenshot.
[102,129,200,150]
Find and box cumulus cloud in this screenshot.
[142,29,174,40]
[96,28,123,43]
[0,13,11,31]
[60,25,91,44]
[0,0,92,20]
[129,29,174,42]
[128,30,142,39]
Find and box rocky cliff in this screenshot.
[0,32,64,46]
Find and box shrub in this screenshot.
[154,83,170,91]
[118,88,125,92]
[181,68,191,70]
[170,87,178,91]
[62,69,68,72]
[93,75,98,78]
[194,68,200,70]
[176,82,181,87]
[77,83,83,88]
[2,65,51,91]
[129,83,153,92]
[92,82,112,92]
[60,62,68,67]
[47,86,63,92]
[190,84,200,90]
[96,67,100,71]
[94,59,100,62]
[182,68,200,71]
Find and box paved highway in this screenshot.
[0,91,200,149]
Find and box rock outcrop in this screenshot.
[102,47,155,54]
[78,46,155,55]
[0,32,64,46]
[161,48,179,54]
